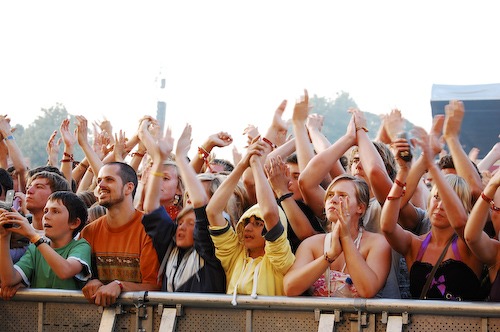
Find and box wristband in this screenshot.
[130,151,145,158]
[481,192,500,212]
[30,234,42,244]
[4,135,14,141]
[151,171,164,178]
[277,192,293,204]
[324,252,335,264]
[262,137,277,150]
[113,280,124,290]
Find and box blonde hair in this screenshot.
[428,174,472,214]
[194,173,250,229]
[324,174,370,225]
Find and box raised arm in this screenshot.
[206,139,265,227]
[59,119,77,185]
[75,116,104,176]
[250,152,280,231]
[383,109,405,143]
[140,119,174,213]
[93,118,115,146]
[478,141,500,173]
[299,115,355,217]
[443,100,483,200]
[176,124,208,208]
[266,156,316,240]
[262,99,289,150]
[380,150,415,255]
[46,130,60,167]
[0,116,28,191]
[465,169,500,268]
[351,108,393,204]
[402,115,445,209]
[414,126,469,238]
[291,89,315,170]
[191,131,233,173]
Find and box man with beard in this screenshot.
[80,162,160,307]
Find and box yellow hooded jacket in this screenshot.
[209,204,295,303]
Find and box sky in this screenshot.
[1,1,499,161]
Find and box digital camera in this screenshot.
[1,190,15,228]
[397,132,413,162]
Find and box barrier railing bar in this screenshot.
[6,289,500,318]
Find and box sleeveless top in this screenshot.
[489,269,500,302]
[311,228,362,297]
[409,233,482,301]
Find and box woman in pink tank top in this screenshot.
[284,174,392,298]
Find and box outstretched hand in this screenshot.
[158,127,174,161]
[292,89,309,124]
[429,114,445,156]
[240,137,266,168]
[176,124,192,159]
[208,131,233,148]
[265,156,291,197]
[443,100,464,139]
[384,109,404,142]
[411,127,434,167]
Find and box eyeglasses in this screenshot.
[243,217,265,228]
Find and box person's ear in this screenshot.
[69,218,81,230]
[124,182,135,196]
[356,203,365,216]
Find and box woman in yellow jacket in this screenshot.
[206,138,295,305]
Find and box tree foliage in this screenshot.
[310,91,413,143]
[15,103,84,168]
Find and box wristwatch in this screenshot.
[34,236,50,247]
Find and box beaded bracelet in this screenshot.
[387,179,406,200]
[198,146,210,160]
[63,152,74,162]
[130,151,146,158]
[262,137,277,150]
[481,192,500,212]
[324,252,335,264]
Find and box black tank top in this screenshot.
[409,233,482,301]
[489,270,500,302]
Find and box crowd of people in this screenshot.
[0,91,499,307]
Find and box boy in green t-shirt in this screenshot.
[0,191,91,298]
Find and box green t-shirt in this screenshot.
[14,238,92,290]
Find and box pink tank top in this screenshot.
[311,229,362,297]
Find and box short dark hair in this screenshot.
[48,191,88,237]
[0,168,13,198]
[104,162,138,198]
[77,190,97,208]
[210,158,234,172]
[438,154,455,170]
[27,165,64,178]
[285,153,298,165]
[27,166,77,192]
[28,171,71,193]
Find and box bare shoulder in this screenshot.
[297,233,328,257]
[362,230,390,250]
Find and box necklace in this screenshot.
[166,205,180,220]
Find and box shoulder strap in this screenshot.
[419,233,458,299]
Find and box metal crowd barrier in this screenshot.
[1,289,500,331]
